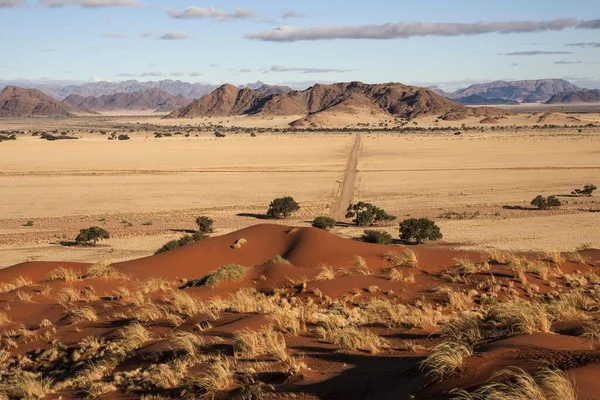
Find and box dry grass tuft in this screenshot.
[451,367,577,400]
[13,290,33,302]
[316,264,337,280]
[188,356,235,395]
[327,325,386,354]
[0,372,54,399]
[69,306,98,323]
[487,300,553,334]
[86,261,124,280]
[187,264,250,287]
[44,267,80,283]
[232,327,286,359]
[383,249,419,268]
[0,312,10,325]
[440,312,482,346]
[545,250,565,265]
[420,342,472,380]
[0,276,33,294]
[582,320,600,349]
[172,331,204,357]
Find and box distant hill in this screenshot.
[167,81,508,126]
[455,95,520,106]
[452,79,581,103]
[46,80,218,100]
[0,86,74,117]
[62,88,192,112]
[546,89,600,104]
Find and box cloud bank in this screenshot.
[167,6,256,21]
[269,65,352,74]
[0,0,23,7]
[501,51,572,56]
[246,19,600,41]
[41,0,141,8]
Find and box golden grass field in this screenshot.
[0,114,599,267]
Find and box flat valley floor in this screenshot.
[0,124,599,268]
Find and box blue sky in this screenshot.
[1,0,599,89]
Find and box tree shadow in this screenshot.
[502,205,538,211]
[168,228,197,234]
[237,212,271,220]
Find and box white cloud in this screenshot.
[282,11,307,19]
[501,51,572,56]
[167,6,257,21]
[0,0,23,7]
[246,19,600,42]
[269,65,352,74]
[102,33,127,39]
[41,0,142,8]
[158,31,190,40]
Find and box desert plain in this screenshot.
[1,112,599,267]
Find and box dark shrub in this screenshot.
[214,131,226,138]
[361,230,393,244]
[572,184,597,197]
[76,227,110,246]
[399,218,442,244]
[312,216,336,230]
[345,202,395,226]
[155,232,206,254]
[531,195,561,210]
[196,216,214,234]
[118,134,130,140]
[266,196,300,219]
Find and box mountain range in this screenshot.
[62,88,193,113]
[166,81,507,126]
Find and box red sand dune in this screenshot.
[0,224,599,399]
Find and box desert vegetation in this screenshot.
[345,202,395,226]
[266,196,300,219]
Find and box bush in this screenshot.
[531,195,561,210]
[186,264,250,287]
[266,196,300,219]
[345,202,395,226]
[214,131,226,138]
[155,231,206,254]
[312,216,336,230]
[118,134,130,141]
[399,218,442,244]
[361,230,393,244]
[572,184,597,197]
[196,216,214,234]
[75,227,110,246]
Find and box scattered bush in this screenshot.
[361,230,393,244]
[266,196,300,219]
[531,195,561,210]
[195,216,214,234]
[345,202,395,226]
[312,216,336,230]
[399,218,442,244]
[75,226,110,246]
[420,341,472,380]
[214,131,226,138]
[572,184,597,197]
[186,264,250,287]
[155,231,205,254]
[23,220,34,227]
[117,134,130,140]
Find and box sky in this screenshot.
[1,0,600,90]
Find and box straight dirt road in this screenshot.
[329,134,361,219]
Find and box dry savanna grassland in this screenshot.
[0,109,600,399]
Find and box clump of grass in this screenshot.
[487,300,553,334]
[316,264,336,280]
[86,261,124,280]
[383,249,419,268]
[69,306,98,323]
[261,255,291,265]
[172,331,204,357]
[0,372,54,399]
[13,290,33,302]
[0,312,10,325]
[327,325,385,354]
[388,268,415,283]
[420,342,472,380]
[0,276,33,294]
[188,356,235,395]
[448,290,475,311]
[44,267,80,283]
[232,327,286,359]
[545,250,565,265]
[440,312,482,346]
[582,321,600,349]
[186,264,250,288]
[486,249,512,265]
[451,367,577,400]
[56,287,81,305]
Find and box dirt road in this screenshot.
[329,134,361,219]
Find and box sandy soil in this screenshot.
[0,116,599,267]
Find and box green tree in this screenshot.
[361,230,393,244]
[195,216,214,234]
[399,218,442,244]
[312,216,336,230]
[75,227,110,246]
[531,195,561,210]
[345,202,395,226]
[266,196,300,219]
